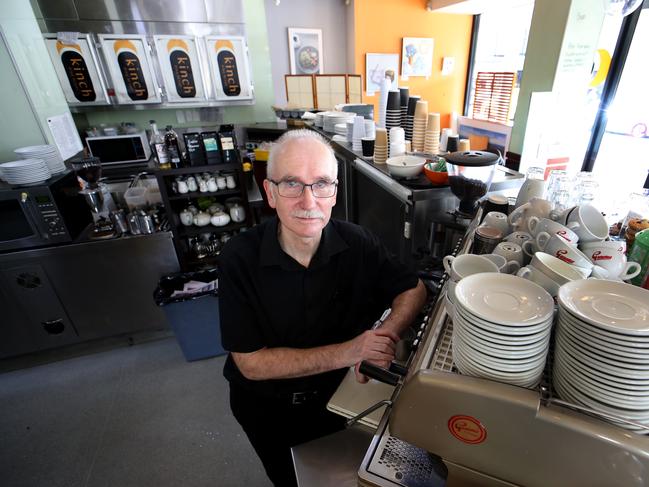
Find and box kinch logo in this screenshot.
[166,39,196,98]
[56,41,96,102]
[215,40,241,97]
[114,40,149,101]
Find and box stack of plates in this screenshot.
[452,273,554,388]
[554,280,649,432]
[315,112,325,128]
[323,112,354,133]
[0,158,52,185]
[15,145,66,174]
[334,123,348,137]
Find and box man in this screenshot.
[218,129,426,486]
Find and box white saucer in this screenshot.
[455,273,554,326]
[558,280,649,335]
[454,312,552,344]
[455,304,552,335]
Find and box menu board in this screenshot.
[153,35,207,103]
[43,34,110,106]
[98,34,161,104]
[204,36,253,101]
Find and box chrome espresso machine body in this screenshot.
[343,210,649,487]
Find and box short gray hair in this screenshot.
[266,129,337,180]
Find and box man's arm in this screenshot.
[354,279,427,382]
[232,328,400,381]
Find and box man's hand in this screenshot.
[341,329,399,383]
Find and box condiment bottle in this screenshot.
[165,125,183,169]
[149,120,170,169]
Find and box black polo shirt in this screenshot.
[218,217,418,397]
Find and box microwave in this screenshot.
[0,171,92,253]
[86,132,152,165]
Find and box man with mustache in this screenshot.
[218,129,426,486]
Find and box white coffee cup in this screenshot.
[583,245,641,280]
[443,254,500,282]
[564,204,608,243]
[528,252,584,285]
[482,211,510,236]
[508,198,553,232]
[579,239,626,255]
[516,265,561,297]
[526,232,591,269]
[493,241,524,266]
[483,253,520,274]
[503,231,533,246]
[527,217,579,244]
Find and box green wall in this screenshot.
[81,0,275,131]
[0,0,70,160]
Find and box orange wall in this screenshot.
[353,0,473,129]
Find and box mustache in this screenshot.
[291,210,325,219]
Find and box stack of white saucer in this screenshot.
[14,145,66,175]
[452,273,554,388]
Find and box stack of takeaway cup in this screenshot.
[411,100,429,153]
[364,119,376,139]
[352,116,366,152]
[423,113,441,155]
[346,121,354,142]
[377,78,391,129]
[374,128,388,164]
[404,96,420,143]
[389,127,406,158]
[399,88,410,130]
[440,128,452,152]
[458,139,471,152]
[385,91,401,143]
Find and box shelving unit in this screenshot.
[155,162,253,270]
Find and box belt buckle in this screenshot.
[291,391,309,405]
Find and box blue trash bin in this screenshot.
[154,268,226,362]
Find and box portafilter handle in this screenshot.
[358,361,402,386]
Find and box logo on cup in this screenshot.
[555,249,574,264]
[556,230,571,242]
[591,250,612,261]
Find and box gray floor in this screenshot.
[0,337,272,487]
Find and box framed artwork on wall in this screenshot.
[401,37,434,77]
[204,36,253,101]
[285,74,315,108]
[153,35,207,103]
[98,34,161,104]
[347,74,362,103]
[365,53,399,94]
[288,28,323,75]
[314,74,346,110]
[43,33,111,106]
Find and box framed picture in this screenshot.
[314,74,346,110]
[347,74,362,104]
[288,28,323,75]
[43,34,110,106]
[204,36,253,101]
[285,74,315,108]
[98,34,161,104]
[401,37,434,77]
[153,35,207,103]
[365,53,399,94]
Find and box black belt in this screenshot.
[231,382,326,406]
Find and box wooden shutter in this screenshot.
[472,72,515,124]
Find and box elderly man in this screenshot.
[218,129,426,486]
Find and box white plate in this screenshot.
[553,360,649,410]
[456,318,550,353]
[455,356,541,389]
[555,332,649,380]
[558,280,649,335]
[454,329,548,363]
[454,312,552,344]
[556,325,649,371]
[455,304,552,335]
[558,316,649,361]
[455,273,554,326]
[454,346,544,384]
[559,308,649,345]
[454,337,548,370]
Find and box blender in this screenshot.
[444,150,500,217]
[70,156,117,239]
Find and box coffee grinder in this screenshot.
[70,156,117,239]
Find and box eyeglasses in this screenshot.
[268,178,338,198]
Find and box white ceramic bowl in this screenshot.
[385,155,426,178]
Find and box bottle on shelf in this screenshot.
[149,120,170,169]
[165,125,183,169]
[218,124,240,164]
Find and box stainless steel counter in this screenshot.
[292,425,374,487]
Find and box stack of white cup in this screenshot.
[352,116,366,152]
[389,127,406,158]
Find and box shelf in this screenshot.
[154,162,241,177]
[167,189,242,200]
[177,221,247,237]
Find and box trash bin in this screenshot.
[154,268,225,362]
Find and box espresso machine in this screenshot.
[70,156,117,239]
